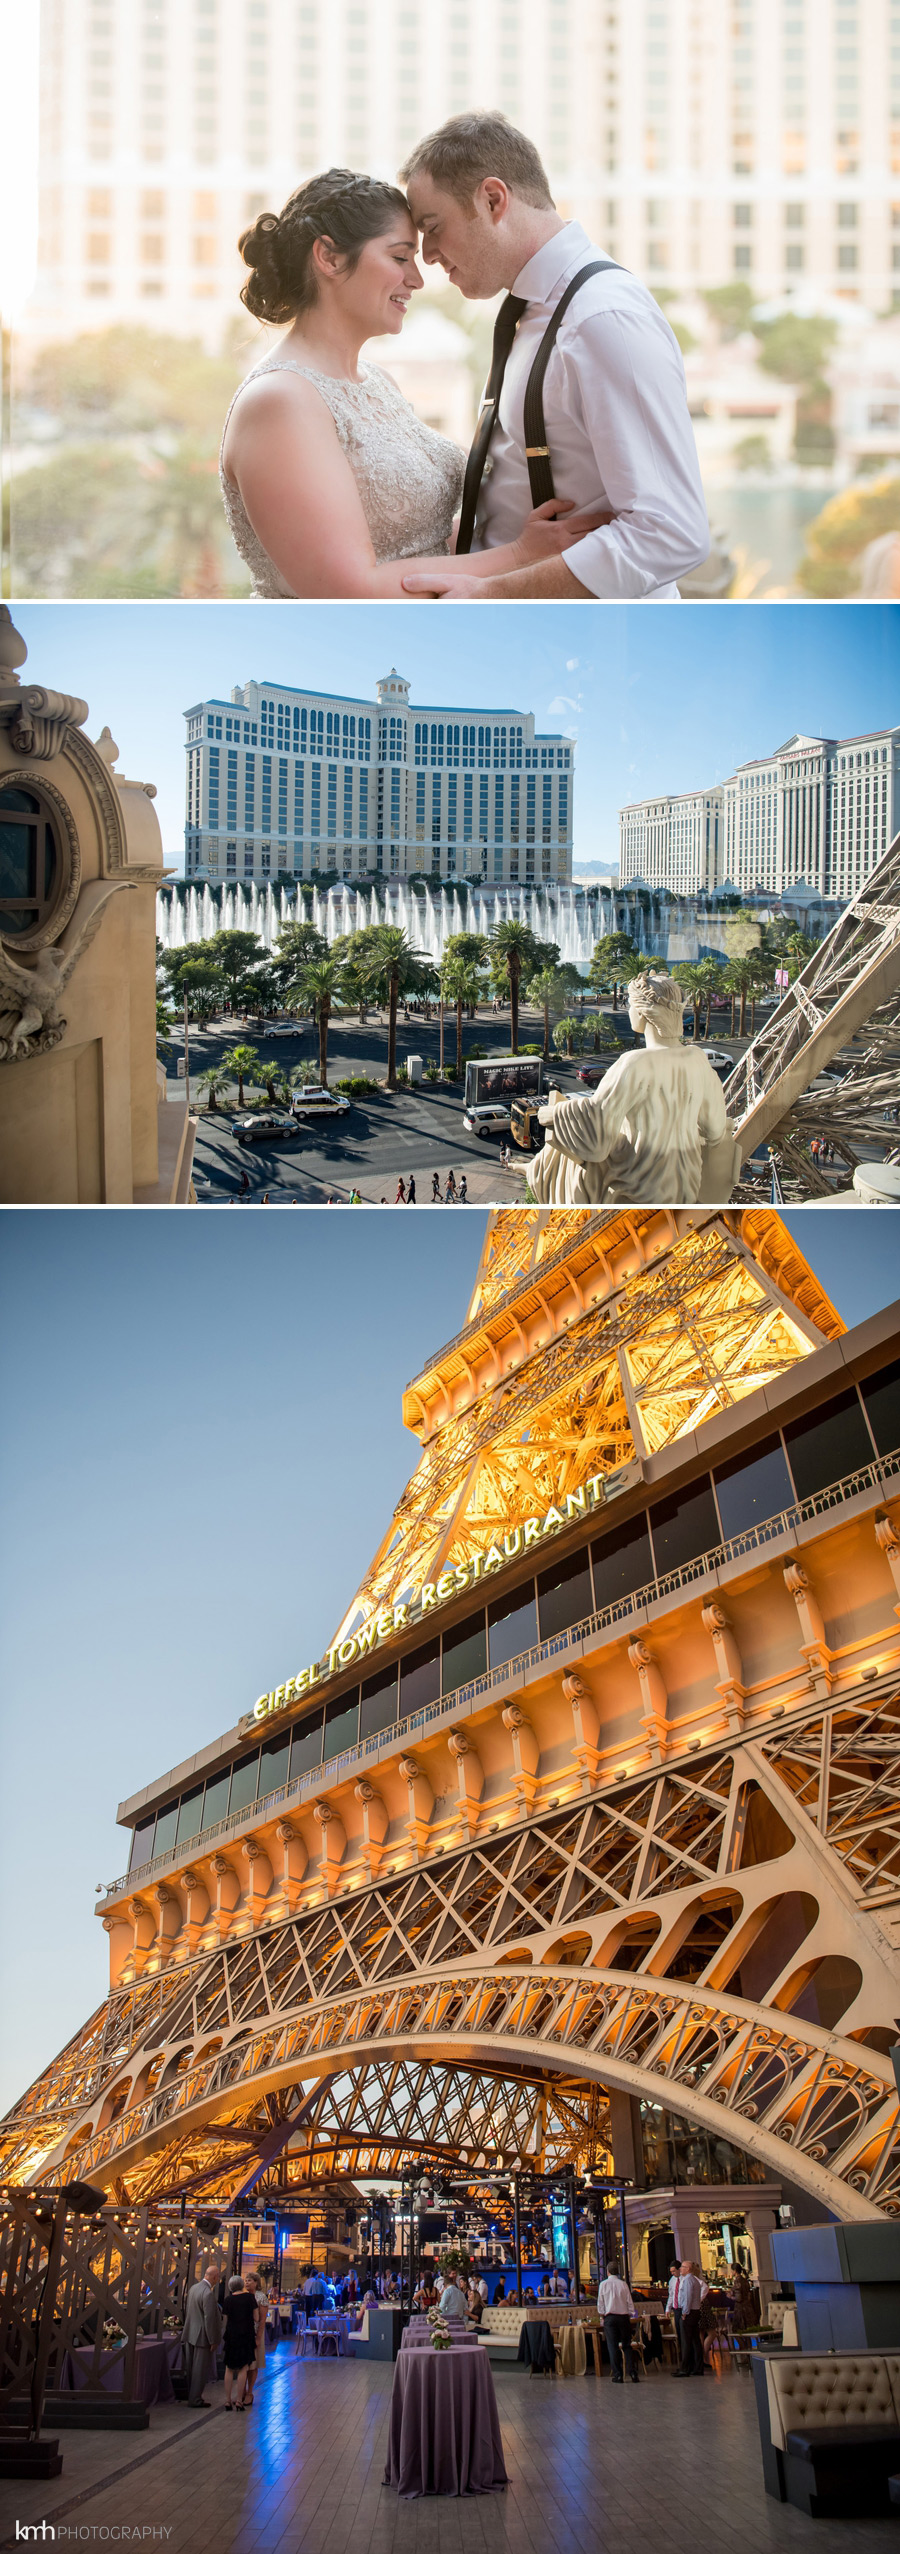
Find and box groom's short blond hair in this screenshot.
[400,114,554,214]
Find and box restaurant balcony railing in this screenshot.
[98,1440,899,1908]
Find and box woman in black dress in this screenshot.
[223,2275,257,2409]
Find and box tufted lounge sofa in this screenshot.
[753,2350,900,2516]
[480,2304,602,2369]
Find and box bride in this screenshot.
[220,168,603,599]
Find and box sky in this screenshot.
[11,601,899,878]
[0,1204,898,2119]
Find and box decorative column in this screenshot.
[783,1560,833,1697]
[701,1603,746,1732]
[354,1779,389,1880]
[180,1869,211,1955]
[562,1671,601,1790]
[274,1819,308,1914]
[398,1755,434,1858]
[501,1703,539,1811]
[240,1840,273,1929]
[448,1730,483,1839]
[743,2205,778,2316]
[627,1639,669,1761]
[668,2198,703,2269]
[128,1896,156,1977]
[874,1512,900,1619]
[210,1854,241,1940]
[153,1882,181,1965]
[102,1912,133,1989]
[313,1800,346,1895]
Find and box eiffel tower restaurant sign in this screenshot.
[251,1469,627,1725]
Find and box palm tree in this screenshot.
[296,957,346,1085]
[259,1055,287,1105]
[356,926,422,1089]
[696,957,725,1039]
[489,919,537,1055]
[441,954,485,1076]
[673,962,703,1043]
[525,965,567,1061]
[553,1015,589,1058]
[724,957,756,1037]
[220,1045,262,1108]
[197,1064,223,1110]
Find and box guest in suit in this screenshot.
[182,2264,223,2407]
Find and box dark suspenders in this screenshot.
[522,259,624,508]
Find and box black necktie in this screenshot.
[455,293,528,555]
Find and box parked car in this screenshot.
[576,1063,611,1085]
[462,1102,512,1139]
[290,1087,350,1116]
[231,1113,302,1146]
[700,1047,736,1073]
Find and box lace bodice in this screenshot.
[220,353,465,595]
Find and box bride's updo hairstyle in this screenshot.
[239,169,412,325]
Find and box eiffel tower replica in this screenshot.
[3,1209,899,2271]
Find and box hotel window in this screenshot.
[488,1580,538,1668]
[712,1434,794,1539]
[176,1784,204,1847]
[360,1662,398,1741]
[537,1547,593,1639]
[152,1800,179,1858]
[441,1607,487,1694]
[324,1689,359,1760]
[859,1354,900,1457]
[290,1706,325,1778]
[782,1386,874,1499]
[258,1732,291,1796]
[399,1636,441,1715]
[129,1813,157,1871]
[591,1512,654,1610]
[648,1474,719,1575]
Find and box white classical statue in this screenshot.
[528,971,742,1206]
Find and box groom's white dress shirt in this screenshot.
[471,222,709,599]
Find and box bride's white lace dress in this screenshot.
[221,351,465,596]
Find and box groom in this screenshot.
[399,113,710,601]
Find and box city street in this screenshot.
[169,1002,624,1204]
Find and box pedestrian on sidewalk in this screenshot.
[395,1176,407,1202]
[458,1173,468,1202]
[407,1175,417,1203]
[445,1169,457,1202]
[431,1171,441,1201]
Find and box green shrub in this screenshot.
[333,1074,379,1096]
[797,471,900,598]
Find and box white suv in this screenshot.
[463,1103,512,1139]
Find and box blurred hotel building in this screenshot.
[28,0,900,347]
[620,724,900,900]
[184,666,575,885]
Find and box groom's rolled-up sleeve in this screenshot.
[558,309,710,598]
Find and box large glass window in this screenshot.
[129,1812,156,1870]
[783,1388,872,1499]
[360,1663,398,1741]
[200,1769,230,1831]
[0,785,63,937]
[536,1548,593,1639]
[323,1690,359,1759]
[176,1784,204,1846]
[859,1355,900,1457]
[591,1513,653,1610]
[713,1433,794,1539]
[229,1746,260,1816]
[399,1636,440,1715]
[153,1800,179,1857]
[258,1733,291,1796]
[441,1608,487,1693]
[488,1579,538,1667]
[290,1707,324,1780]
[649,1475,719,1575]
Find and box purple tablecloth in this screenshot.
[383,2342,508,2497]
[59,2336,180,2405]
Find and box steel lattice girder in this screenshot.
[3,1689,896,2221]
[334,1222,824,1635]
[724,828,900,1158]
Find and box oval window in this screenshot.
[0,785,63,939]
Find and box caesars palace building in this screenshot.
[3,1209,899,2296]
[183,668,574,891]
